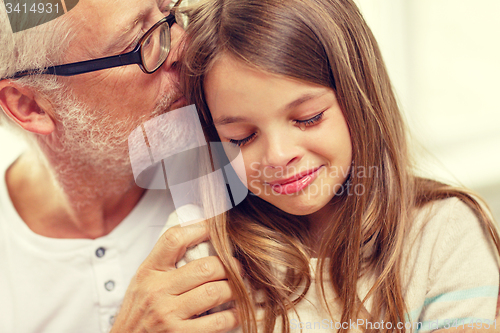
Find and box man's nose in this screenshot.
[164,23,185,70]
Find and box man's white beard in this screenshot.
[47,89,178,203]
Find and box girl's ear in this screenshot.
[0,80,56,135]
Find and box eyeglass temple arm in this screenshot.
[172,0,184,9]
[11,49,142,78]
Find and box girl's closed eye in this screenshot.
[294,110,325,129]
[229,133,256,147]
[227,111,326,147]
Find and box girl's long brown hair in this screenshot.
[180,0,500,332]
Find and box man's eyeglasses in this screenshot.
[6,2,185,79]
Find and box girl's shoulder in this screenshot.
[406,196,496,266]
[413,196,480,225]
[408,196,492,244]
[402,197,499,324]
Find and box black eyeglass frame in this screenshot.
[7,14,177,79]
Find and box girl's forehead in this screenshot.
[205,56,333,117]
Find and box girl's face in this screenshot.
[205,55,352,216]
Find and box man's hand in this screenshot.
[110,222,240,333]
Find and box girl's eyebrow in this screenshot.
[213,92,328,126]
[284,91,328,111]
[214,116,248,126]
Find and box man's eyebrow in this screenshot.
[102,10,147,55]
[125,0,168,41]
[109,0,169,54]
[158,0,171,11]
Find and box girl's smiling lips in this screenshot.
[265,166,324,194]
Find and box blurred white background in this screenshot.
[355,0,500,221]
[1,0,499,220]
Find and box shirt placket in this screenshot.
[90,241,124,333]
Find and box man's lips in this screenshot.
[170,96,188,111]
[266,166,323,186]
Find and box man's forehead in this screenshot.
[76,0,170,30]
[78,0,158,23]
[70,0,167,55]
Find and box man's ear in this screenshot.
[0,80,56,135]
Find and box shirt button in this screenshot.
[104,280,115,291]
[95,247,106,258]
[109,315,116,325]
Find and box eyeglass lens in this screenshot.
[141,23,171,73]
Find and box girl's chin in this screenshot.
[251,189,333,216]
[266,201,325,216]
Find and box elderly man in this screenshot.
[0,0,238,332]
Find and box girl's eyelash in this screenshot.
[227,111,325,147]
[229,133,256,147]
[294,111,325,128]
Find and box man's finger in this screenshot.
[176,280,235,319]
[183,308,239,333]
[143,221,210,271]
[165,256,236,295]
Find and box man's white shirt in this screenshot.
[0,150,174,333]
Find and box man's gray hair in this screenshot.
[0,0,75,132]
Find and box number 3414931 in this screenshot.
[5,3,60,14]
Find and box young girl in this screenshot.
[179,0,500,332]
